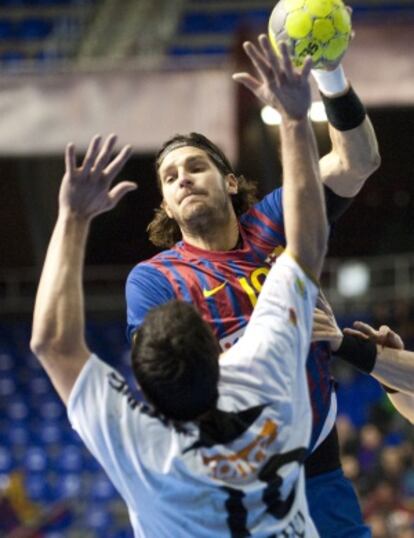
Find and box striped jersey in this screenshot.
[126,188,335,449]
[69,254,319,537]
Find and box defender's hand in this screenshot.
[312,292,343,351]
[59,134,135,221]
[233,35,312,120]
[344,322,404,350]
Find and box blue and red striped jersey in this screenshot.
[126,187,334,449]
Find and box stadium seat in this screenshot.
[52,445,83,474]
[16,18,53,40]
[0,446,15,473]
[90,472,118,502]
[84,504,113,533]
[24,446,49,473]
[25,471,55,503]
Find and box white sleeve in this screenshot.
[67,355,145,506]
[221,252,318,398]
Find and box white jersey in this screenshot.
[68,253,319,537]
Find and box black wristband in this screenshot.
[335,334,377,374]
[321,87,366,131]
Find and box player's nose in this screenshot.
[178,172,194,188]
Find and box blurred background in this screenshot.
[0,0,413,536]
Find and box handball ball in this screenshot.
[269,0,352,69]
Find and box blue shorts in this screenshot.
[306,468,371,537]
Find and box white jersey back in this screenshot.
[68,253,319,537]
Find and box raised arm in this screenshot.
[314,68,380,198]
[234,36,328,278]
[30,135,134,405]
[234,24,380,209]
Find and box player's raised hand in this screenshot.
[59,134,136,221]
[232,34,312,120]
[344,322,405,350]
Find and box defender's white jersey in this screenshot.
[68,253,319,537]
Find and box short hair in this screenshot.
[131,300,220,422]
[148,132,258,248]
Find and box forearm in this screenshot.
[31,213,90,362]
[320,116,380,197]
[280,117,328,280]
[387,392,414,424]
[335,335,414,395]
[371,346,414,395]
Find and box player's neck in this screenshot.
[181,215,240,252]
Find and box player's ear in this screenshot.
[161,199,173,218]
[226,174,238,195]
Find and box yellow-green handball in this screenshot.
[269,0,352,69]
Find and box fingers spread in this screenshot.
[104,144,132,182]
[243,40,272,82]
[302,57,313,79]
[280,42,295,80]
[258,34,281,83]
[82,135,102,176]
[343,327,369,340]
[107,181,137,209]
[65,143,76,178]
[92,134,118,178]
[232,73,262,94]
[352,321,376,335]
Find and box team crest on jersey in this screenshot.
[200,418,278,485]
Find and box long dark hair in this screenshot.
[148,132,258,248]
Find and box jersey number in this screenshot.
[239,267,270,307]
[222,447,307,537]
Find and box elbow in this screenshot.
[361,150,381,178]
[350,150,381,182]
[30,334,51,359]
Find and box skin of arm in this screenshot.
[386,392,414,424]
[233,36,328,280]
[319,118,381,198]
[234,34,381,200]
[30,134,134,405]
[312,303,414,422]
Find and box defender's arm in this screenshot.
[30,135,134,405]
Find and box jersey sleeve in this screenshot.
[221,252,318,401]
[256,187,284,225]
[67,355,145,507]
[125,263,176,342]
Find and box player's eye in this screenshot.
[164,175,176,184]
[191,165,205,173]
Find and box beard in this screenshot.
[176,196,231,237]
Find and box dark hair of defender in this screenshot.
[131,300,221,422]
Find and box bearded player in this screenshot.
[126,34,379,537]
[32,47,327,536]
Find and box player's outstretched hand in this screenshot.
[233,34,312,121]
[344,322,404,350]
[59,134,136,221]
[312,292,343,352]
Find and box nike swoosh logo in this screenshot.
[203,281,228,298]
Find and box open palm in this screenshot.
[59,134,135,221]
[233,35,312,120]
